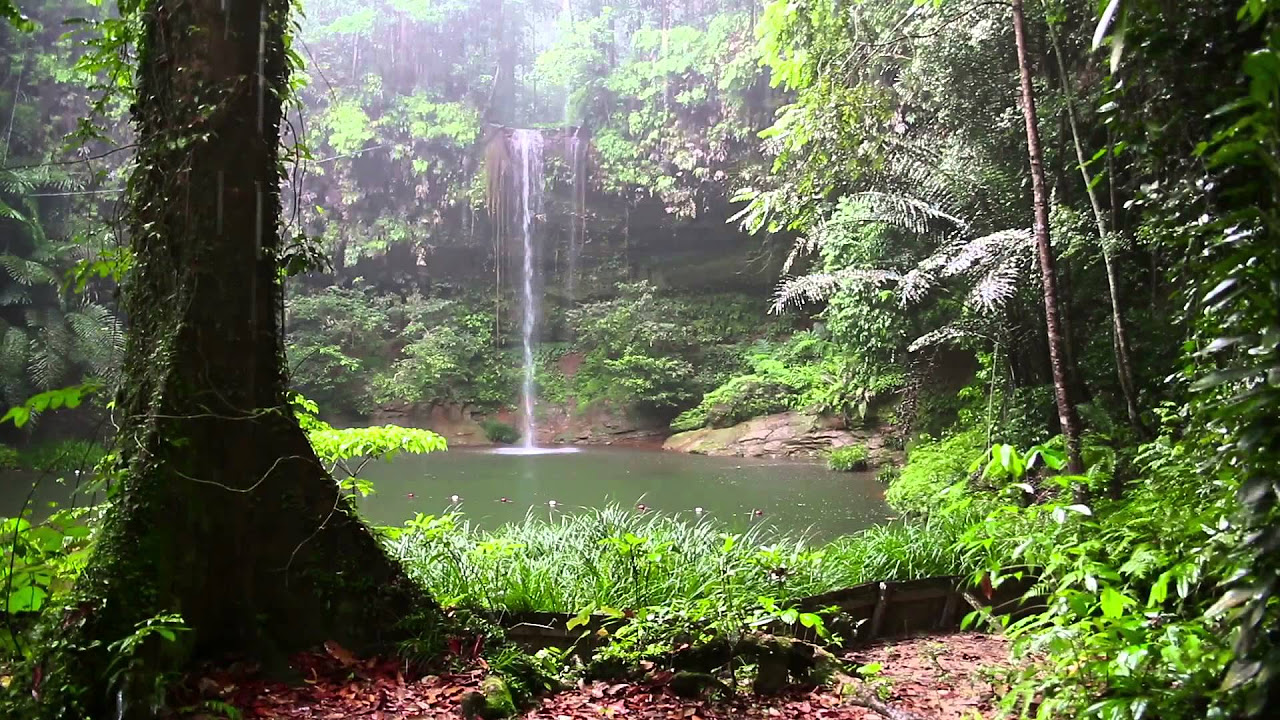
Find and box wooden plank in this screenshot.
[867,581,891,640]
[938,589,960,630]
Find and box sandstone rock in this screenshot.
[663,410,903,465]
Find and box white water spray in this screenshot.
[565,134,583,302]
[511,129,543,449]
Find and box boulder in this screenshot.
[663,410,903,465]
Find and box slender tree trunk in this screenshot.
[36,0,427,714]
[1010,0,1085,475]
[1044,18,1146,436]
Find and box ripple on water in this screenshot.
[487,446,582,456]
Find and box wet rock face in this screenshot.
[662,411,902,466]
[368,399,669,448]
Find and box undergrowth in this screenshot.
[386,504,980,613]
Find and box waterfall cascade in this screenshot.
[485,127,584,455]
[564,133,585,303]
[511,129,543,450]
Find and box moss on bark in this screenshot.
[3,0,436,715]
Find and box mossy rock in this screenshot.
[461,676,517,719]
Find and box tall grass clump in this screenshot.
[385,504,981,613]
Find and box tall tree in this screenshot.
[35,0,426,713]
[1044,15,1145,437]
[1010,0,1084,474]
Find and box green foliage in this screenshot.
[874,465,899,485]
[292,393,447,497]
[886,428,986,515]
[0,444,18,469]
[0,507,95,633]
[568,283,775,415]
[287,289,512,414]
[104,613,189,712]
[0,0,35,31]
[0,382,102,428]
[1179,2,1280,710]
[480,419,519,445]
[673,331,902,432]
[670,373,792,431]
[16,438,106,474]
[826,445,868,472]
[950,432,1242,720]
[538,12,761,215]
[388,504,976,614]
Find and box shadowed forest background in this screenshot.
[0,0,1277,718]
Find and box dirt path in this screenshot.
[184,633,1013,719]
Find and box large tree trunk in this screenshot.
[36,0,427,715]
[1010,0,1085,475]
[1044,17,1146,437]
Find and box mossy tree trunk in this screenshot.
[35,0,427,715]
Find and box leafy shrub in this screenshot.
[673,332,903,432]
[0,445,19,470]
[599,354,697,412]
[954,434,1239,720]
[481,419,520,445]
[671,374,795,431]
[875,465,900,484]
[827,444,870,471]
[292,393,447,498]
[287,289,513,414]
[886,428,986,515]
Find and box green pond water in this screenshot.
[0,447,891,542]
[355,446,890,541]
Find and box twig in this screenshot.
[848,692,934,720]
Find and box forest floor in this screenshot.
[184,633,1014,720]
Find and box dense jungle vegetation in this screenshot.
[0,0,1277,717]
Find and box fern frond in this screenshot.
[67,302,125,382]
[844,191,967,235]
[0,286,31,307]
[907,323,986,353]
[771,267,901,313]
[0,255,57,286]
[966,257,1023,313]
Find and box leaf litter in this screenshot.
[176,633,1013,720]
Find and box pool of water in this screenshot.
[356,446,889,541]
[0,447,892,542]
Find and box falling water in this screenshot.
[565,133,584,303]
[511,129,544,449]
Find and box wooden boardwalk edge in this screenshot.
[495,570,1042,652]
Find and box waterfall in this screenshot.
[511,129,544,449]
[565,134,584,303]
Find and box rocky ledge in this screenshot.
[662,411,901,466]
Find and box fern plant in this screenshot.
[0,172,124,412]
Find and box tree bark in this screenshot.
[1044,17,1146,436]
[35,0,427,714]
[1010,0,1085,475]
